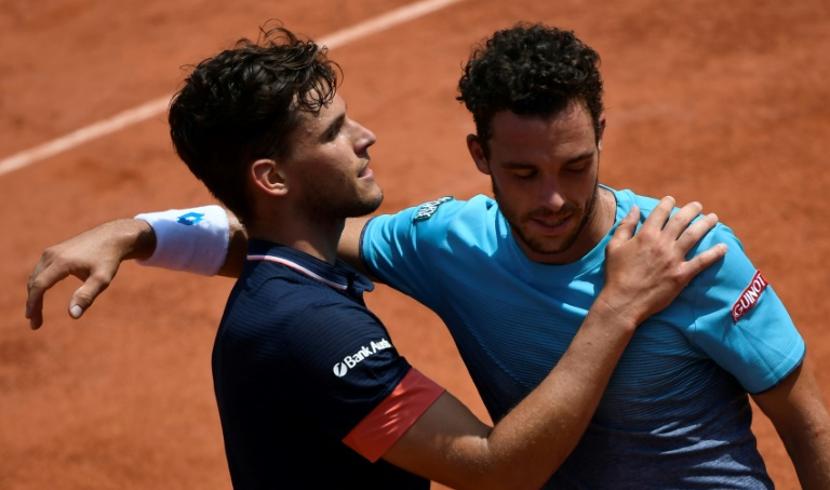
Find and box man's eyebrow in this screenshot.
[320,113,345,141]
[501,161,536,169]
[564,150,596,164]
[501,151,595,168]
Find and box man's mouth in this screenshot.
[358,162,373,179]
[528,213,574,233]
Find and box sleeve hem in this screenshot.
[746,340,806,395]
[342,367,445,462]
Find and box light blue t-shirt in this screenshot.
[361,187,804,489]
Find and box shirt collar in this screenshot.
[246,239,374,294]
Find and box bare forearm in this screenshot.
[754,361,830,490]
[783,429,830,490]
[769,364,830,489]
[109,219,156,261]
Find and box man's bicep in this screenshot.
[382,391,492,489]
[752,360,829,437]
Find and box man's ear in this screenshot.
[466,134,491,175]
[250,158,289,197]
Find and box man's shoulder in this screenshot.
[387,194,492,223]
[218,278,390,374]
[224,268,375,335]
[613,188,662,215]
[360,195,502,297]
[237,263,335,306]
[375,194,498,241]
[616,188,741,246]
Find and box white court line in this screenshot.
[0,0,464,177]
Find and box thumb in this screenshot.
[68,275,111,319]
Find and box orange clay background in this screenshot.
[2,0,829,488]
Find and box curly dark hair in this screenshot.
[168,25,340,223]
[457,23,604,156]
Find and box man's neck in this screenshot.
[581,186,618,252]
[247,215,344,264]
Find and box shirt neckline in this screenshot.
[246,239,374,294]
[500,185,635,278]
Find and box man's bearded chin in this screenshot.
[494,177,600,257]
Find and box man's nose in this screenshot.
[539,178,566,211]
[355,123,376,153]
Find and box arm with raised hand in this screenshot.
[25,209,248,329]
[26,219,155,329]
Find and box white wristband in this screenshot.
[134,205,230,275]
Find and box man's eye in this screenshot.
[323,127,339,141]
[566,162,590,173]
[321,119,345,142]
[512,171,536,179]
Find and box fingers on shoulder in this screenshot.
[609,205,640,246]
[641,196,676,231]
[675,212,719,251]
[682,242,728,277]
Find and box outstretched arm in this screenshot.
[24,196,715,331]
[382,198,727,489]
[25,207,366,328]
[25,210,249,329]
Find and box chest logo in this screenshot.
[731,270,768,322]
[413,196,454,222]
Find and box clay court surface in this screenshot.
[2,0,829,488]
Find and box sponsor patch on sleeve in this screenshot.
[332,338,393,378]
[731,270,769,322]
[413,196,454,222]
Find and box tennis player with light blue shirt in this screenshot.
[361,186,805,487]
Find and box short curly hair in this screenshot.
[457,23,604,156]
[168,25,340,223]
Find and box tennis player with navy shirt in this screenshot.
[24,25,731,489]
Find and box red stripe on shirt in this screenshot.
[342,367,445,462]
